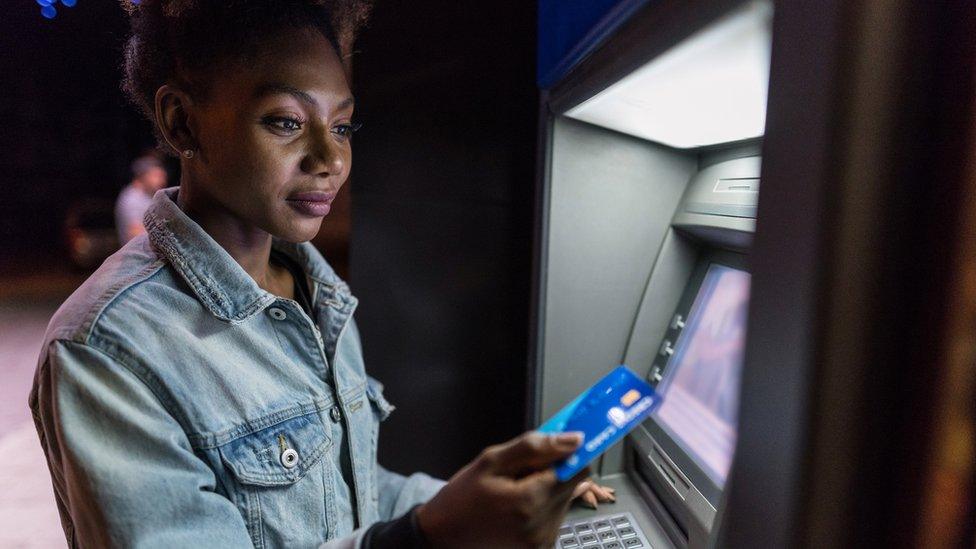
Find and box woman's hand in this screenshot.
[571,479,616,509]
[416,431,589,548]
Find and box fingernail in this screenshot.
[555,432,583,445]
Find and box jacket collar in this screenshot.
[144,186,347,324]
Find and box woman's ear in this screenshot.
[154,84,198,156]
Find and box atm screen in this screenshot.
[652,264,751,485]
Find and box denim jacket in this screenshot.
[29,187,445,548]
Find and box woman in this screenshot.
[29,1,615,547]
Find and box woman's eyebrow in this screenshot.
[252,83,355,111]
[254,83,317,106]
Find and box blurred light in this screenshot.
[565,1,772,149]
[41,4,57,18]
[36,0,54,6]
[62,0,77,7]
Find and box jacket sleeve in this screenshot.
[30,339,339,548]
[375,465,446,521]
[316,470,445,549]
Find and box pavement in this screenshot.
[0,272,85,549]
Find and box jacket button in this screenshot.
[268,307,287,320]
[330,406,342,423]
[280,448,299,469]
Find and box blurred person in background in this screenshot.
[114,153,168,244]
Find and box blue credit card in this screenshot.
[538,366,660,481]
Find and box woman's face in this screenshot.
[184,26,354,243]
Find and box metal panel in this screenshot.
[539,117,696,421]
[716,0,843,545]
[672,155,762,228]
[720,1,976,545]
[621,229,699,377]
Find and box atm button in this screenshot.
[559,527,574,538]
[560,538,579,548]
[623,538,644,547]
[575,524,593,535]
[617,527,636,537]
[594,520,612,531]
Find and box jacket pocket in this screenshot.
[218,411,333,549]
[365,376,395,422]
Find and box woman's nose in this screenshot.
[300,126,344,177]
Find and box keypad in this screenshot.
[553,512,652,549]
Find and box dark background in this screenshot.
[0,1,539,480]
[351,0,538,477]
[0,2,157,268]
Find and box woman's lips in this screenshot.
[286,191,335,217]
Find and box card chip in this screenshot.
[621,389,641,407]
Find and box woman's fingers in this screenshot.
[485,432,582,476]
[593,484,616,503]
[582,490,599,509]
[571,478,618,508]
[572,480,593,499]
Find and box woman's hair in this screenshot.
[120,0,372,152]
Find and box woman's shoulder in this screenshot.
[43,235,181,349]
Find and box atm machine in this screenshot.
[531,2,772,547]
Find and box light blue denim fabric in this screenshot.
[29,186,445,548]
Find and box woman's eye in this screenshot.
[332,121,363,140]
[262,116,304,133]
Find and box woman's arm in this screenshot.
[375,465,446,521]
[343,433,587,549]
[31,340,261,548]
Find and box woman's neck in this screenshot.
[176,183,291,297]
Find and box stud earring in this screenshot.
[182,149,195,159]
